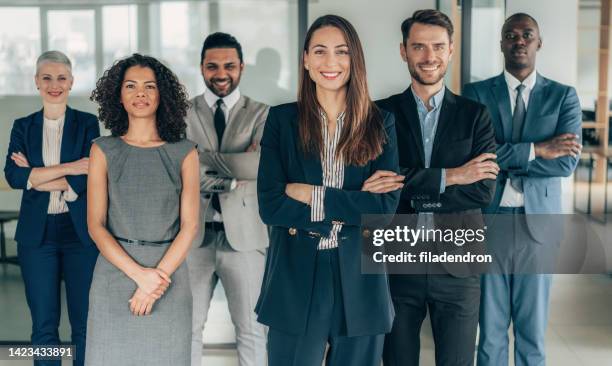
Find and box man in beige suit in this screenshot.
[185,32,269,366]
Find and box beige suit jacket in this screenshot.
[185,94,269,251]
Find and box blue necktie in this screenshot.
[510,84,526,192]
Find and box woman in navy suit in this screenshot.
[256,15,404,366]
[4,51,100,366]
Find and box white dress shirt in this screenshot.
[203,86,240,222]
[27,115,78,214]
[500,69,537,207]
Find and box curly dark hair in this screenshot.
[90,54,189,143]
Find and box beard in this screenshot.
[408,62,447,86]
[205,76,240,97]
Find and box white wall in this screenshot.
[309,0,436,100]
[506,0,579,87]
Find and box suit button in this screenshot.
[289,228,297,236]
[437,203,442,208]
[362,229,371,238]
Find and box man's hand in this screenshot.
[362,170,404,193]
[446,153,499,186]
[535,133,581,160]
[285,183,313,205]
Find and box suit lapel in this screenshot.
[193,95,218,150]
[490,74,513,142]
[224,95,247,148]
[29,109,44,167]
[431,88,456,161]
[297,117,324,186]
[399,88,426,165]
[60,106,77,163]
[521,74,547,141]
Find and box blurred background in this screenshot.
[0,0,611,365]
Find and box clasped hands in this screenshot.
[129,267,171,316]
[285,170,405,205]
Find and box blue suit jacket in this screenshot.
[4,107,100,247]
[256,103,400,337]
[463,73,582,241]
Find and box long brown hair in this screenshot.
[298,15,385,166]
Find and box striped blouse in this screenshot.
[311,111,345,250]
[27,115,78,214]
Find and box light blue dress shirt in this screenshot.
[411,86,446,193]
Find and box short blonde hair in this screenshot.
[36,50,72,76]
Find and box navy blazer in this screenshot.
[4,106,100,247]
[256,102,400,337]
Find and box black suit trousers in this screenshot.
[383,274,481,366]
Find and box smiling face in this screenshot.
[501,16,541,72]
[120,66,159,120]
[201,48,243,97]
[401,22,453,87]
[35,62,73,105]
[303,26,351,94]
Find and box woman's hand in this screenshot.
[134,267,171,298]
[11,152,30,168]
[63,157,90,175]
[362,170,404,193]
[128,288,156,316]
[285,183,313,205]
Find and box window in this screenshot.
[103,5,138,71]
[0,7,41,95]
[156,1,210,98]
[47,10,96,94]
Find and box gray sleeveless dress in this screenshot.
[85,136,195,366]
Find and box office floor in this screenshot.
[1,242,611,365]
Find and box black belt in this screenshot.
[114,236,174,247]
[205,222,225,232]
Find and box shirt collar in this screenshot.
[411,85,445,111]
[319,109,346,122]
[204,85,241,111]
[504,69,537,92]
[43,114,65,128]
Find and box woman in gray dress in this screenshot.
[85,54,199,365]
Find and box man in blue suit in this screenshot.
[463,13,582,366]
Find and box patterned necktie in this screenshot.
[212,99,225,213]
[510,84,526,192]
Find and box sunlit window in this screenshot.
[103,5,138,70]
[0,7,41,95]
[47,10,96,94]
